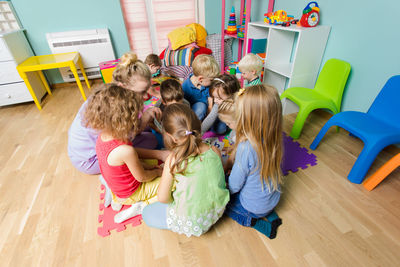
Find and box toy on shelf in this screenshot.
[226,7,237,35]
[264,10,295,26]
[299,1,320,27]
[237,7,247,38]
[99,59,120,83]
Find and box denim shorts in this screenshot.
[225,193,269,227]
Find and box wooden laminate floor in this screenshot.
[0,82,399,267]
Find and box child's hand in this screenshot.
[141,107,162,129]
[207,97,213,113]
[222,146,233,155]
[148,121,161,133]
[155,168,163,177]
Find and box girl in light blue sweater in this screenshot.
[225,84,283,239]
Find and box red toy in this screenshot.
[299,2,320,27]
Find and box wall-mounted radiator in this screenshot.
[46,29,115,82]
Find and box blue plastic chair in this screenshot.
[310,75,400,184]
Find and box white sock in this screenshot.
[103,187,112,208]
[114,201,146,224]
[99,175,112,208]
[111,200,122,212]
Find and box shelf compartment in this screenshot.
[247,23,269,40]
[265,61,293,78]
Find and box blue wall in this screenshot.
[205,0,400,112]
[9,0,400,112]
[11,0,130,84]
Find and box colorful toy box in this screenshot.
[99,59,120,83]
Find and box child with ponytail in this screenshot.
[225,84,283,239]
[142,103,229,237]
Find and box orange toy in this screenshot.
[363,153,400,191]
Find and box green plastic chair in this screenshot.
[280,58,351,139]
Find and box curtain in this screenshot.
[120,0,197,60]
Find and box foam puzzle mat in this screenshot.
[98,185,142,237]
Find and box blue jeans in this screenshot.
[192,102,207,121]
[211,118,227,135]
[225,193,269,227]
[142,202,169,229]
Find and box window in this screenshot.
[120,0,204,60]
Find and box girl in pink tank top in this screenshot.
[85,84,163,223]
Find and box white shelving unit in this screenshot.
[0,1,22,32]
[247,22,331,114]
[0,30,46,107]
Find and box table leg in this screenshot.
[18,70,42,110]
[38,70,52,95]
[70,63,87,101]
[77,56,91,89]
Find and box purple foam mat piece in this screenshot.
[281,133,317,176]
[203,131,317,176]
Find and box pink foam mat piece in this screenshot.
[98,184,143,237]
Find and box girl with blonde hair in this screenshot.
[85,84,163,223]
[225,84,283,239]
[68,51,165,175]
[142,103,229,237]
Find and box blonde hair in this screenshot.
[112,51,151,86]
[210,74,240,99]
[162,103,202,175]
[144,53,162,67]
[218,98,235,122]
[84,84,142,143]
[192,54,220,78]
[234,84,283,191]
[238,53,263,74]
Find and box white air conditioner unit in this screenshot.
[46,29,115,82]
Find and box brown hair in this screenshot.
[112,51,151,87]
[144,53,162,67]
[235,84,283,191]
[84,84,142,143]
[192,54,220,78]
[160,79,184,104]
[162,103,202,175]
[210,73,240,99]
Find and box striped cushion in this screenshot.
[164,46,199,66]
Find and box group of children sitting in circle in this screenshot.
[67,51,283,238]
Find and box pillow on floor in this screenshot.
[164,46,199,66]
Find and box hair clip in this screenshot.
[213,78,226,85]
[238,88,246,96]
[185,130,193,136]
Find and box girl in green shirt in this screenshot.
[142,103,230,237]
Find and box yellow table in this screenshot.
[17,52,91,110]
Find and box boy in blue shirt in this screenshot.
[182,54,220,120]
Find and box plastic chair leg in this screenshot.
[310,119,336,150]
[347,143,383,184]
[290,107,312,139]
[363,153,400,191]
